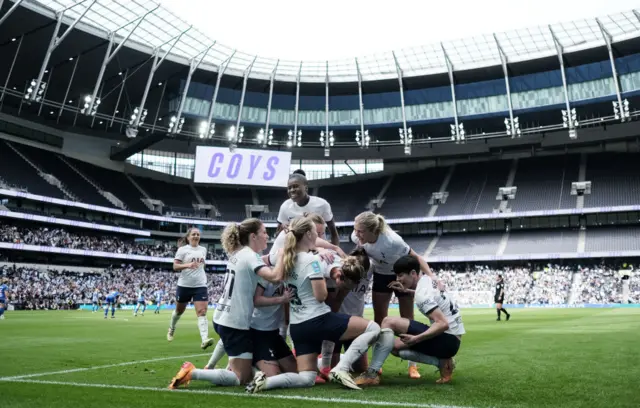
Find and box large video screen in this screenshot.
[193,146,292,188]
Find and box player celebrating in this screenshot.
[495,275,511,321]
[134,284,146,317]
[103,289,119,319]
[168,227,213,350]
[277,170,340,246]
[356,255,464,386]
[0,278,9,320]
[246,216,381,393]
[168,218,284,389]
[351,211,436,379]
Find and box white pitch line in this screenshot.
[0,379,476,408]
[0,353,209,380]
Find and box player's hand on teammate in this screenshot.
[387,280,406,293]
[280,287,294,304]
[399,333,419,346]
[316,248,336,264]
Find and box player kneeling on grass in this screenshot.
[355,255,465,386]
[246,215,381,393]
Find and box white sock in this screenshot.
[320,341,335,369]
[369,328,395,372]
[169,310,181,330]
[408,360,418,368]
[265,371,316,390]
[191,368,239,386]
[197,316,209,342]
[334,321,380,372]
[206,339,226,368]
[399,350,439,367]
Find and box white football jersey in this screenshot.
[213,246,266,330]
[250,278,285,331]
[339,269,372,317]
[277,196,333,225]
[174,245,208,287]
[268,231,287,266]
[414,275,465,336]
[351,229,410,276]
[286,252,330,324]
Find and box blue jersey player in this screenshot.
[91,289,101,313]
[0,279,9,320]
[134,284,146,317]
[153,288,164,314]
[104,290,120,319]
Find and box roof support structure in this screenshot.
[203,51,235,139]
[549,26,577,137]
[110,68,128,128]
[262,60,279,147]
[232,56,257,148]
[355,57,367,149]
[392,51,411,154]
[57,54,80,122]
[171,42,215,135]
[85,6,158,116]
[494,35,518,138]
[151,80,167,133]
[596,18,627,121]
[291,62,302,147]
[442,43,463,144]
[130,27,191,130]
[32,0,98,104]
[323,61,331,157]
[37,66,53,116]
[0,34,22,108]
[0,0,26,28]
[90,82,103,127]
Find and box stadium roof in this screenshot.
[16,0,640,83]
[17,0,640,82]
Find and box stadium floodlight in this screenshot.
[81,94,100,116]
[399,127,413,154]
[167,116,185,134]
[320,130,334,157]
[24,79,46,102]
[198,121,215,139]
[356,129,370,148]
[287,130,302,148]
[613,99,630,122]
[450,123,465,144]
[128,107,148,127]
[257,128,274,146]
[505,117,521,138]
[561,108,578,139]
[228,125,244,151]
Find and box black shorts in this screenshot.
[495,297,504,304]
[406,320,460,359]
[290,312,351,357]
[372,273,410,297]
[251,328,293,364]
[214,323,253,358]
[176,286,208,303]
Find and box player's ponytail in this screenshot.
[355,211,388,237]
[341,256,367,283]
[281,216,315,279]
[221,218,263,255]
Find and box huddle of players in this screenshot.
[166,170,465,392]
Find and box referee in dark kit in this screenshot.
[495,274,511,321]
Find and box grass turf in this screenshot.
[0,307,638,408]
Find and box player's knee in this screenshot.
[381,316,399,330]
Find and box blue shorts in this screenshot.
[407,320,461,359]
[105,298,115,305]
[290,312,351,356]
[137,300,145,305]
[176,286,208,303]
[214,323,253,358]
[251,328,292,364]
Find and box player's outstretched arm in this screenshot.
[409,249,435,278]
[401,308,449,346]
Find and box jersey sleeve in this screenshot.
[277,201,289,225]
[320,199,334,222]
[306,258,326,281]
[392,231,411,257]
[417,288,439,316]
[246,250,268,274]
[174,246,186,262]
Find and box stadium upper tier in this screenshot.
[16,1,640,83]
[2,140,640,223]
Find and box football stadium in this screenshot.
[0,1,639,407]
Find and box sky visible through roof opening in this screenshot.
[158,0,640,61]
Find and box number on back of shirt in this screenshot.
[286,283,302,306]
[221,269,236,301]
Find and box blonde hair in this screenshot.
[341,256,366,283]
[220,218,263,255]
[306,212,325,227]
[355,211,388,237]
[282,216,316,279]
[178,227,200,247]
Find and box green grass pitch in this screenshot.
[0,307,638,408]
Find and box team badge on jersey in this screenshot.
[311,261,321,274]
